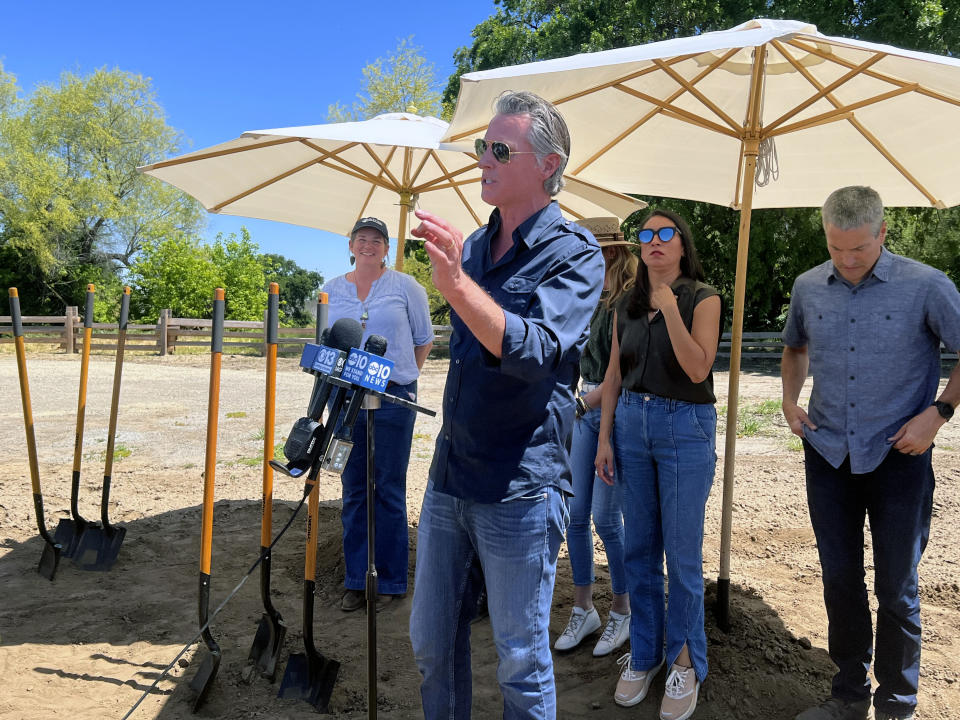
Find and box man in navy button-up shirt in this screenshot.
[782,186,960,720]
[407,91,603,720]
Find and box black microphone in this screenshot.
[339,335,389,439]
[305,318,362,420]
[319,334,388,474]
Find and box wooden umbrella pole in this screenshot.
[394,190,414,272]
[717,46,766,632]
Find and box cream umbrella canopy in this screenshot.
[139,112,645,271]
[440,18,960,626]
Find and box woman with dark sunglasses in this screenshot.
[595,209,722,720]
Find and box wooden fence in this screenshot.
[1,311,954,361]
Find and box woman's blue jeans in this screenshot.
[339,380,417,595]
[614,390,716,683]
[410,485,568,720]
[567,403,626,594]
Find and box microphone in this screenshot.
[340,335,388,439]
[271,318,362,479]
[320,334,389,474]
[305,319,362,420]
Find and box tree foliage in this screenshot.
[328,37,443,121]
[128,228,269,322]
[444,0,960,329]
[0,64,204,314]
[261,253,325,326]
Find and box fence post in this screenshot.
[63,306,78,353]
[158,309,169,356]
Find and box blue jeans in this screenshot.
[803,440,935,717]
[567,403,626,594]
[340,380,417,595]
[410,485,568,720]
[614,391,716,683]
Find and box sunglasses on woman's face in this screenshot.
[474,138,537,164]
[637,226,680,244]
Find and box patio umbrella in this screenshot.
[139,113,645,271]
[440,18,960,626]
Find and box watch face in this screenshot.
[935,401,954,420]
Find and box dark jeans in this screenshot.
[340,380,417,595]
[803,440,935,717]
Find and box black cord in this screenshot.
[120,486,311,719]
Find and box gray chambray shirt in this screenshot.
[782,247,960,473]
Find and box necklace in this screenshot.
[360,303,369,330]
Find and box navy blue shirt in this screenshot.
[783,248,960,473]
[428,202,604,502]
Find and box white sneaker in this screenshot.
[554,606,601,651]
[660,664,699,720]
[615,653,664,707]
[592,610,630,656]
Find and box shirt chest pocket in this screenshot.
[866,310,907,354]
[807,310,841,353]
[498,275,540,314]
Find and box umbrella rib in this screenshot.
[571,48,741,176]
[614,84,740,138]
[556,201,584,220]
[771,40,939,206]
[140,136,300,171]
[651,59,744,133]
[766,84,918,138]
[361,143,403,188]
[299,139,398,190]
[445,55,695,142]
[412,160,477,193]
[785,38,960,109]
[414,177,481,193]
[210,156,324,212]
[426,150,483,227]
[313,156,397,191]
[763,52,887,134]
[408,150,433,187]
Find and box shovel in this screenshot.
[54,284,100,557]
[188,288,225,712]
[9,288,62,580]
[74,286,131,570]
[248,283,287,681]
[277,470,341,712]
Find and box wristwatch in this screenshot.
[933,400,954,421]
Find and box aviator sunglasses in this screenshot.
[637,226,681,244]
[474,138,537,164]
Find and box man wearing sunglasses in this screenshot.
[409,90,604,720]
[782,186,960,720]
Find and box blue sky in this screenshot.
[2,0,498,281]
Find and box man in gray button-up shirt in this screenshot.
[782,186,960,720]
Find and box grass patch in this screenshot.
[226,411,247,419]
[86,443,132,462]
[413,432,433,441]
[718,400,787,438]
[234,441,287,468]
[786,436,804,452]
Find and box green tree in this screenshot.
[0,64,204,313]
[209,228,268,320]
[444,0,960,329]
[128,236,218,320]
[261,253,324,326]
[328,36,443,121]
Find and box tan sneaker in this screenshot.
[659,664,699,720]
[614,653,663,707]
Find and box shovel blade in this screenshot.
[37,541,61,581]
[249,612,287,683]
[72,525,126,570]
[53,518,97,559]
[278,651,340,713]
[188,648,221,712]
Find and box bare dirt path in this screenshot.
[0,352,957,719]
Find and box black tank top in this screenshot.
[616,277,721,404]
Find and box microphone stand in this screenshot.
[363,393,380,720]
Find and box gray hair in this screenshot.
[822,186,884,236]
[494,90,570,196]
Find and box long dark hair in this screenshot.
[625,208,705,319]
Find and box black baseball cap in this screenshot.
[350,216,389,240]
